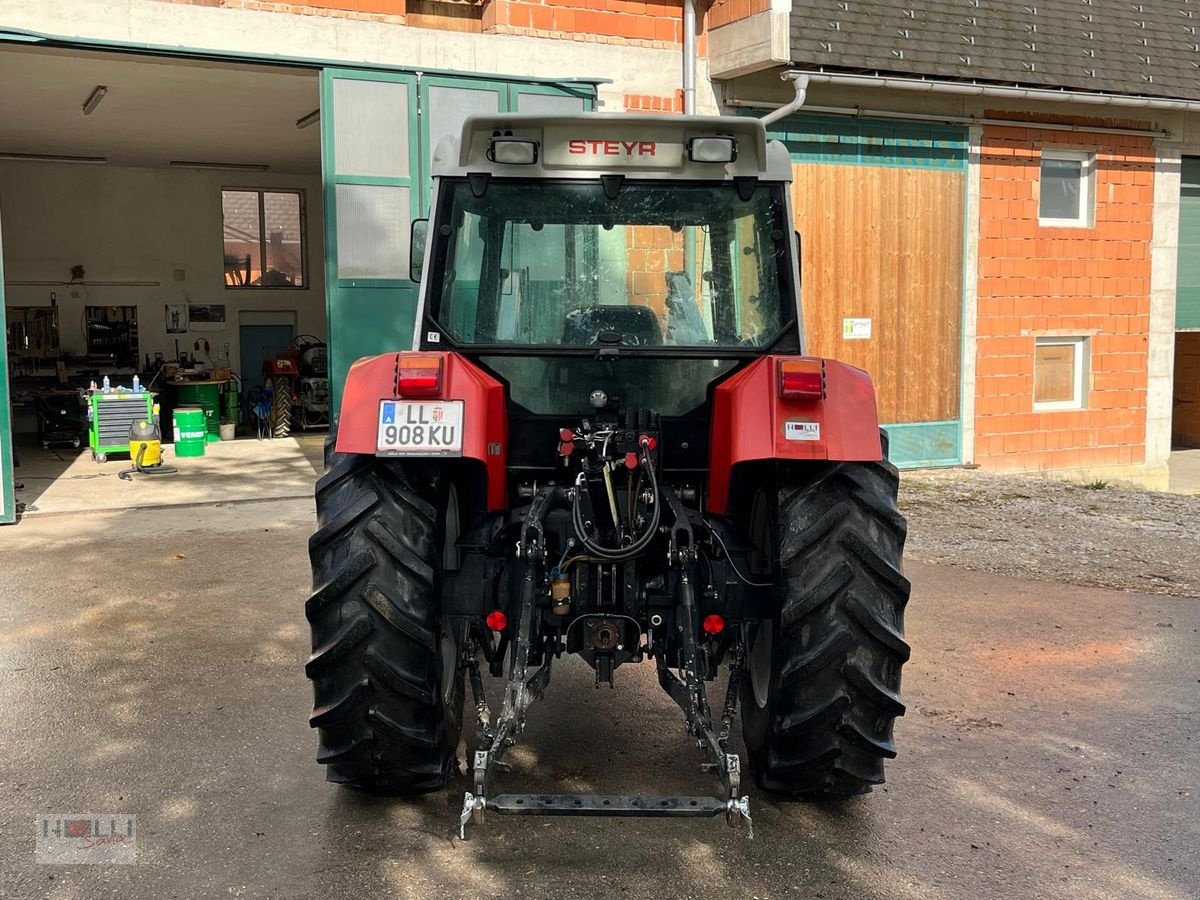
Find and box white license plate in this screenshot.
[376,400,464,456]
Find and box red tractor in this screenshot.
[261,335,329,437]
[306,114,909,838]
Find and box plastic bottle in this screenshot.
[102,375,110,394]
[133,374,141,393]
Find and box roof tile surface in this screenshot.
[790,1,1200,101]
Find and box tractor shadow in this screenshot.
[319,654,888,899]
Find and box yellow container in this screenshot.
[129,419,163,467]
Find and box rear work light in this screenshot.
[396,355,443,397]
[687,136,737,163]
[488,136,539,165]
[778,358,826,400]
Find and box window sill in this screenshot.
[1037,217,1091,229]
[1033,401,1085,412]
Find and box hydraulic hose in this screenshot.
[571,449,661,561]
[118,444,179,481]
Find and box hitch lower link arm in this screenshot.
[656,491,753,837]
[461,487,561,838]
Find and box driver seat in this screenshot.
[560,305,663,346]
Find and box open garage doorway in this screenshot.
[0,44,326,517]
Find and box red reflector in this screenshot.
[486,610,508,632]
[778,359,825,400]
[702,614,725,635]
[559,428,575,442]
[397,355,443,397]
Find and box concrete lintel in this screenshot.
[708,10,790,80]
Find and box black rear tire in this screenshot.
[741,459,910,798]
[305,443,463,794]
[270,376,292,439]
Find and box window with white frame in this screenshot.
[1034,336,1088,410]
[1039,150,1094,227]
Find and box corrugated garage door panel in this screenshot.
[1177,157,1200,330]
[772,116,968,171]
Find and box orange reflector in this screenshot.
[486,610,508,632]
[702,614,725,635]
[397,355,443,397]
[778,358,825,400]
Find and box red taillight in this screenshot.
[778,358,825,400]
[486,610,508,632]
[702,614,725,635]
[397,354,443,397]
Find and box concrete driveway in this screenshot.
[0,498,1195,899]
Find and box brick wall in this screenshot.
[1173,332,1200,448]
[706,0,768,30]
[483,0,683,45]
[162,0,686,46]
[624,227,685,321]
[624,92,684,114]
[974,125,1154,472]
[164,0,409,23]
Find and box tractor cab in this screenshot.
[414,116,802,473]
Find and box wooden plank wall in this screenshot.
[790,164,964,424]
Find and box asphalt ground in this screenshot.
[0,497,1196,899]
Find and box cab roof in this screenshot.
[432,113,792,182]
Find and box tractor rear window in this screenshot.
[427,180,792,349]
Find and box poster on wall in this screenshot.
[165,303,188,334]
[188,304,227,332]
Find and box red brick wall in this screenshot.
[624,92,684,114]
[706,0,768,30]
[164,0,409,22]
[161,0,688,46]
[974,125,1154,472]
[483,0,683,45]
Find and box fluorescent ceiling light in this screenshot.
[169,160,270,171]
[82,85,108,116]
[295,109,320,129]
[0,152,108,165]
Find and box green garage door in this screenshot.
[321,69,593,409]
[1178,157,1200,330]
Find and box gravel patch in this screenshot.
[899,468,1200,598]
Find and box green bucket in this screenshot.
[173,407,207,458]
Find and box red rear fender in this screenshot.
[707,355,882,515]
[335,352,509,511]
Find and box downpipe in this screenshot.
[760,72,810,127]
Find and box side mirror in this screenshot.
[409,218,429,283]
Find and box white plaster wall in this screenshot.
[1147,144,1182,470]
[0,162,325,372]
[0,0,720,114]
[960,125,982,464]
